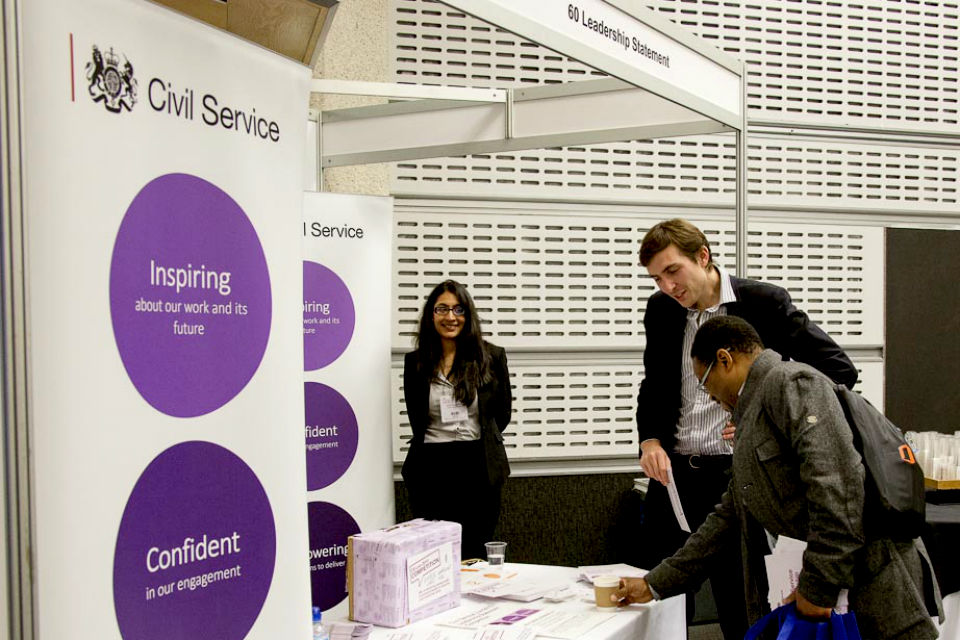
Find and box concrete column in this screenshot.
[312,0,391,195]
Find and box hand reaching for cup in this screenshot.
[611,577,654,607]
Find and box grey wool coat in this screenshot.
[645,349,940,640]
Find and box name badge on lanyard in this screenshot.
[440,395,468,424]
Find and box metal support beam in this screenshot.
[1,0,35,637]
[504,88,514,140]
[316,112,324,192]
[316,78,733,168]
[441,0,743,129]
[310,80,505,103]
[735,68,748,278]
[749,121,960,151]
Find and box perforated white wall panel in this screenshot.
[393,136,738,204]
[390,207,885,463]
[393,209,883,351]
[389,359,885,463]
[854,361,884,411]
[393,0,606,86]
[383,0,920,466]
[748,141,959,211]
[391,361,642,463]
[393,137,959,211]
[393,0,959,129]
[390,0,960,208]
[746,225,883,343]
[646,0,960,131]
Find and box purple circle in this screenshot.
[305,382,359,490]
[303,261,355,370]
[110,173,271,418]
[308,501,360,611]
[113,441,276,640]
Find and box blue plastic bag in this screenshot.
[744,602,861,640]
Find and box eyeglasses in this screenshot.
[696,360,715,394]
[433,304,465,317]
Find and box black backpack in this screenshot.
[834,385,926,540]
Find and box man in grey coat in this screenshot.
[616,316,939,639]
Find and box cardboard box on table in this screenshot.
[347,519,461,627]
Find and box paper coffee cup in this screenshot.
[593,574,620,610]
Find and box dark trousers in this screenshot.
[406,440,502,560]
[638,453,748,640]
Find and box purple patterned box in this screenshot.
[348,519,461,627]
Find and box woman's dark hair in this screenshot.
[691,315,764,364]
[415,280,491,405]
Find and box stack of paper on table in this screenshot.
[348,519,462,627]
[472,626,538,640]
[329,621,372,640]
[459,565,571,603]
[378,630,454,640]
[436,603,616,638]
[466,578,571,602]
[576,563,646,583]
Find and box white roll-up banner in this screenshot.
[21,0,312,638]
[302,192,396,620]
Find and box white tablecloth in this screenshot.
[341,563,686,640]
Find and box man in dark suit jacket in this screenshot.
[620,316,939,640]
[635,219,857,639]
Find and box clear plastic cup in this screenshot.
[484,541,507,577]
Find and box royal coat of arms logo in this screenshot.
[85,45,137,113]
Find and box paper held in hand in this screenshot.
[764,535,849,614]
[666,468,691,532]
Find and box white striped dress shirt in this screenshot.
[674,265,737,456]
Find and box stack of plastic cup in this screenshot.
[906,431,960,481]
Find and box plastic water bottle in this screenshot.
[312,606,329,640]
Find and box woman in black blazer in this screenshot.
[401,280,512,559]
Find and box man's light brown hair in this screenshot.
[639,218,713,267]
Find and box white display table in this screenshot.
[341,563,686,640]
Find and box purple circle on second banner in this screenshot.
[303,382,359,491]
[305,382,359,490]
[109,173,271,418]
[303,261,355,370]
[113,441,276,640]
[307,501,361,611]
